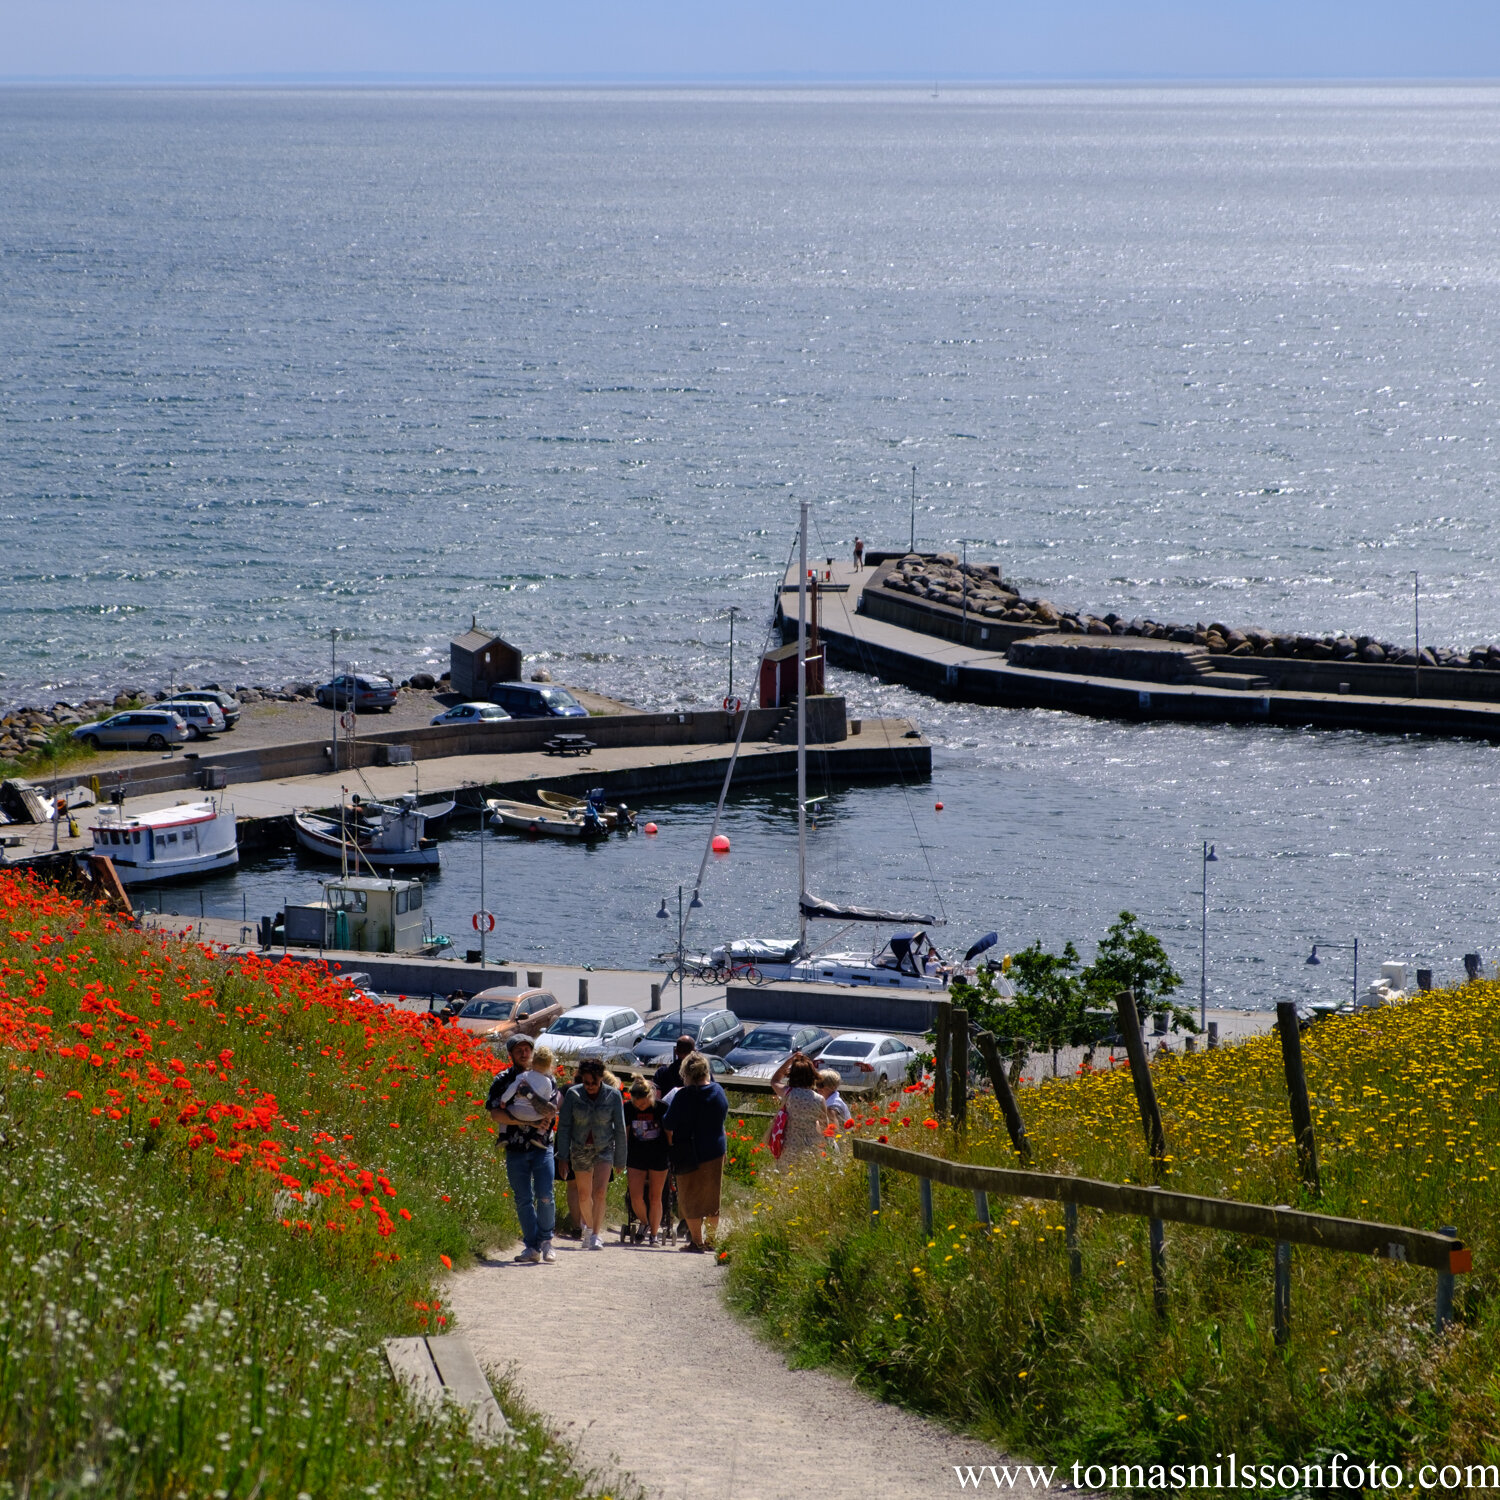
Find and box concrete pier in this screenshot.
[789,560,1500,740]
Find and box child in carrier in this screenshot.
[500,1044,558,1123]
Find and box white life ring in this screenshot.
[471,911,496,933]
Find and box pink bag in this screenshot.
[767,1107,788,1161]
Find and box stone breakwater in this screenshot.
[879,554,1498,670]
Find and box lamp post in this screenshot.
[726,606,742,704]
[1200,841,1217,1031]
[1305,938,1359,1010]
[909,464,917,554]
[1412,570,1421,700]
[657,884,703,1029]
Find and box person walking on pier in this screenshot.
[486,1035,558,1265]
[853,536,864,570]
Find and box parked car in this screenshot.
[452,987,563,1045]
[816,1032,919,1090]
[71,709,187,752]
[487,682,588,719]
[429,701,513,727]
[156,698,227,741]
[171,689,242,728]
[724,1022,833,1074]
[633,1007,744,1066]
[542,1005,647,1063]
[315,674,398,712]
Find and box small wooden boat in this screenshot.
[293,800,440,869]
[537,787,636,830]
[486,797,604,840]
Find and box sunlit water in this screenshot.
[8,86,1500,1004]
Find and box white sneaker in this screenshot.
[540,1242,556,1264]
[514,1247,542,1265]
[587,1232,605,1251]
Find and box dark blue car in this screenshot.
[488,682,588,719]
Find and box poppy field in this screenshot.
[0,870,611,1499]
[725,983,1500,1478]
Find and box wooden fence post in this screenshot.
[975,1030,1032,1164]
[919,1176,934,1239]
[950,1008,969,1136]
[867,1161,881,1221]
[1114,990,1167,1173]
[1274,1236,1292,1346]
[1149,1214,1167,1317]
[1065,1201,1081,1284]
[1436,1226,1458,1333]
[973,1189,991,1227]
[933,1005,951,1122]
[1275,1002,1322,1197]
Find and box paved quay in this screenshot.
[791,559,1500,739]
[5,713,927,865]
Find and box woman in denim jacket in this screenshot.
[556,1055,627,1251]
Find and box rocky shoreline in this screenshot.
[880,554,1500,670]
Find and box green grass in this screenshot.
[0,720,107,779]
[0,871,619,1500]
[725,986,1500,1480]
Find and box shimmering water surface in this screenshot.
[7,86,1500,1003]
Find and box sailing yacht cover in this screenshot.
[799,892,941,926]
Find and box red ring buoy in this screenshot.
[471,912,496,933]
[711,834,731,853]
[643,822,658,835]
[723,696,743,714]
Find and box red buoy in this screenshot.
[711,834,731,853]
[643,822,658,835]
[934,801,944,811]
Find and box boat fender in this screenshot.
[643,822,658,835]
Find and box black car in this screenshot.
[487,681,588,719]
[315,674,398,712]
[724,1022,832,1072]
[633,1007,745,1065]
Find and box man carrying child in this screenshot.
[485,1034,559,1265]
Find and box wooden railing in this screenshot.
[866,988,1471,1341]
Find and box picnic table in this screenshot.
[543,733,596,756]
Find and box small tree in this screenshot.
[949,940,1091,1077]
[1080,910,1198,1033]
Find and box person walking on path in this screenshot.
[556,1054,626,1251]
[852,536,864,570]
[661,1052,728,1253]
[624,1078,671,1244]
[770,1052,834,1165]
[485,1035,559,1265]
[653,1034,694,1097]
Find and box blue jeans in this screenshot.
[505,1145,556,1252]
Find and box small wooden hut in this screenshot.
[449,620,523,700]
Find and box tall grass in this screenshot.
[0,870,615,1499]
[726,987,1500,1474]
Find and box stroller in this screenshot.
[618,1167,682,1246]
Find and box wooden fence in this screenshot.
[874,988,1471,1341]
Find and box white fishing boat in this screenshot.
[293,798,440,870]
[700,500,1005,995]
[90,798,239,885]
[485,797,606,840]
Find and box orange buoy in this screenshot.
[711,834,731,853]
[643,822,658,835]
[934,801,944,811]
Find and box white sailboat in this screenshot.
[705,500,997,994]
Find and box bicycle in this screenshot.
[715,962,764,986]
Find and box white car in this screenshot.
[430,702,513,727]
[817,1032,920,1090]
[542,1006,647,1064]
[157,698,227,740]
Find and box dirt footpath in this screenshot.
[447,1233,1046,1500]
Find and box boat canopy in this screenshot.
[799,892,942,926]
[710,936,804,965]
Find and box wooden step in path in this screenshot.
[384,1333,511,1442]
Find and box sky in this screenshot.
[3,0,1499,83]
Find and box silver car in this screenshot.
[817,1033,920,1091]
[429,702,513,727]
[157,699,227,741]
[71,709,187,752]
[542,1006,647,1064]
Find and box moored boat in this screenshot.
[485,797,605,840]
[90,798,239,885]
[293,800,440,869]
[537,787,636,830]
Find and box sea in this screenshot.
[5,84,1500,1008]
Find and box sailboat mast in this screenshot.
[797,498,808,949]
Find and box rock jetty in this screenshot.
[880,554,1497,670]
